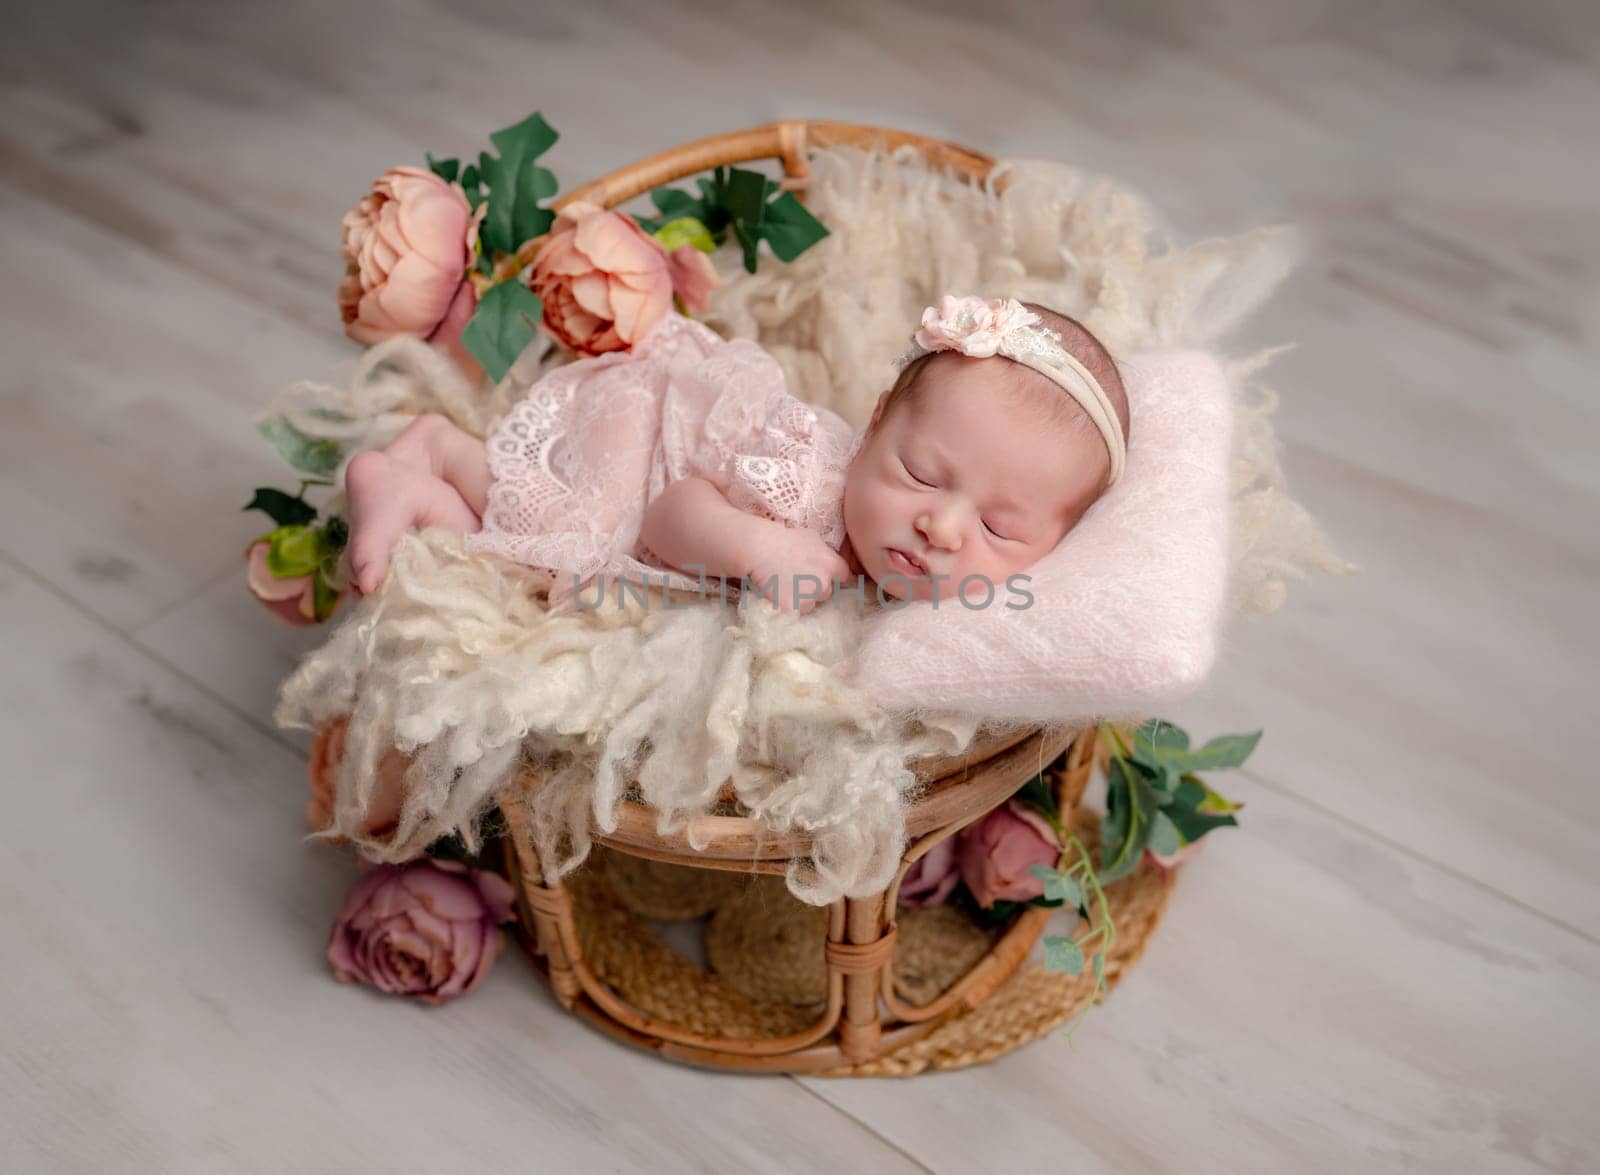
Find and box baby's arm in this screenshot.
[640,477,769,581]
[640,477,851,611]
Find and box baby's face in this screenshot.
[842,358,1108,604]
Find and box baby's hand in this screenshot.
[741,526,853,615]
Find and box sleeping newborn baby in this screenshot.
[343,295,1130,613]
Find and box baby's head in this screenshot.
[842,298,1130,603]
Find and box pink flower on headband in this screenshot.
[913,295,1040,358]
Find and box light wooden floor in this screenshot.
[3,1,1597,1170]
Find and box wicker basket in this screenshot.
[319,120,1178,1075]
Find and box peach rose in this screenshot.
[898,836,961,909]
[529,200,718,356]
[327,858,517,1005]
[246,539,318,626]
[955,800,1061,908]
[306,718,407,842]
[338,166,482,381]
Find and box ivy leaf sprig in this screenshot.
[1025,719,1256,1043]
[1099,720,1255,884]
[1032,830,1115,1044]
[1012,765,1116,1043]
[633,165,829,274]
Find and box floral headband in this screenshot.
[895,295,1126,485]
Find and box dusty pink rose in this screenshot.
[338,166,483,381]
[898,836,961,909]
[246,539,318,626]
[913,294,1040,358]
[529,200,719,356]
[327,858,517,1004]
[955,800,1061,909]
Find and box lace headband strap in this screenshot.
[896,295,1126,486]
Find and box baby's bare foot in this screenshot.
[344,450,479,595]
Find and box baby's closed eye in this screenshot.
[900,458,934,487]
[983,519,1016,540]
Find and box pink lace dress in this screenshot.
[467,315,863,599]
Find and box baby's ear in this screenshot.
[867,389,890,431]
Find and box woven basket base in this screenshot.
[891,904,1003,1008]
[601,849,746,922]
[820,858,1174,1077]
[705,873,832,1005]
[555,823,1175,1075]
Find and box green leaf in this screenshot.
[1183,731,1263,772]
[318,516,349,582]
[265,525,322,579]
[472,113,560,253]
[638,165,828,272]
[732,220,761,274]
[510,160,558,245]
[649,187,704,221]
[425,152,459,183]
[256,417,344,477]
[1100,758,1161,883]
[311,568,341,621]
[488,111,559,169]
[1028,864,1082,909]
[460,164,484,211]
[1147,761,1181,801]
[724,167,769,235]
[1043,935,1085,976]
[1102,757,1132,852]
[1133,719,1189,761]
[1183,774,1244,814]
[1132,720,1260,774]
[477,150,513,256]
[652,216,718,254]
[1147,810,1182,858]
[759,191,829,261]
[460,280,543,383]
[1164,805,1239,845]
[243,488,316,529]
[1173,776,1208,808]
[322,515,349,554]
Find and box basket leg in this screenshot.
[500,803,583,1009]
[833,892,890,1062]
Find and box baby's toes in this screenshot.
[347,538,387,596]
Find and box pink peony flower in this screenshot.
[955,800,1061,909]
[246,539,318,626]
[338,166,483,381]
[913,294,1040,359]
[898,836,961,909]
[529,200,718,356]
[327,858,517,1005]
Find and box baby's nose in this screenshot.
[916,511,962,551]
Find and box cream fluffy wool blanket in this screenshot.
[273,144,1345,905]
